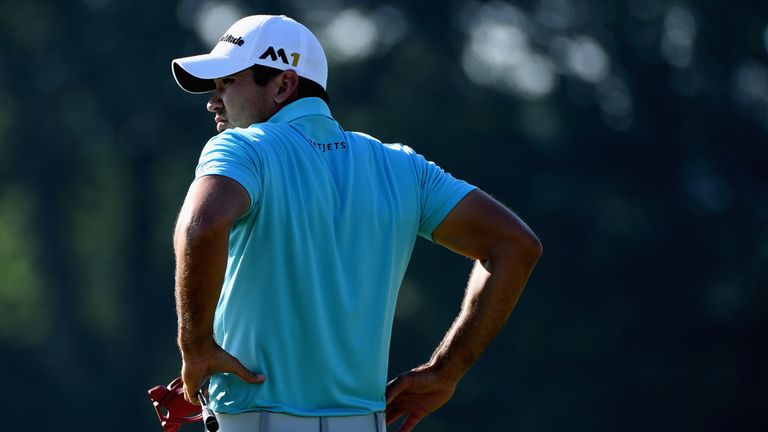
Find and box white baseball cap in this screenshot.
[172,15,328,93]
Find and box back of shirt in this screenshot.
[195,98,474,416]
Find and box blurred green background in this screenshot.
[1,0,766,430]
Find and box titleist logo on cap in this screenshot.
[220,34,245,46]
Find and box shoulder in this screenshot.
[212,123,288,143]
[346,131,417,155]
[204,128,250,149]
[203,123,293,153]
[346,130,381,143]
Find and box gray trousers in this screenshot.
[214,411,386,432]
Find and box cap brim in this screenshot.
[171,54,254,94]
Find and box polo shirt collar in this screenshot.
[266,97,333,124]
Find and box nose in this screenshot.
[207,90,223,113]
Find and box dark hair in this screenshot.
[249,64,330,104]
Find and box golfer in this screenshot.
[171,14,541,432]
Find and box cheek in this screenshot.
[225,92,263,125]
[223,79,271,124]
[223,94,246,116]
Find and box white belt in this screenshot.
[216,411,386,432]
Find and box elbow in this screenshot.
[527,233,543,262]
[495,228,542,270]
[517,231,543,267]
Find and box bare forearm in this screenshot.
[171,176,256,402]
[387,190,541,428]
[429,253,538,382]
[174,220,230,355]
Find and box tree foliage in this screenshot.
[0,0,766,430]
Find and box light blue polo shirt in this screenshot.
[195,97,475,416]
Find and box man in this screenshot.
[171,14,541,432]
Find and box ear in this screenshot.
[273,70,300,105]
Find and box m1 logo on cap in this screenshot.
[259,46,301,67]
[220,34,245,46]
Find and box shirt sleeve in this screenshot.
[195,130,263,216]
[411,148,476,241]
